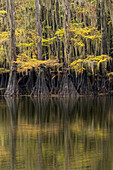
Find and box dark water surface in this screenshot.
[0,96,113,170]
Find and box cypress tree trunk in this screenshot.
[35,0,42,60]
[63,0,71,64]
[56,0,60,61]
[109,0,113,27]
[31,69,49,97]
[58,0,78,97]
[31,0,49,97]
[100,0,108,54]
[5,0,19,96]
[58,73,78,97]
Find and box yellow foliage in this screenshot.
[69,25,101,41]
[106,72,113,77]
[0,10,7,14]
[70,55,111,73]
[14,53,62,72]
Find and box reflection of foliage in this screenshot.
[71,122,108,138]
[0,97,112,169]
[0,146,9,165]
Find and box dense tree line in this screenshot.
[0,0,113,96]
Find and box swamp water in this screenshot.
[0,96,113,170]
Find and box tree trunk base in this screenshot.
[31,70,49,97]
[26,69,37,94]
[4,71,20,96]
[58,73,78,97]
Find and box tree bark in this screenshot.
[100,0,108,54]
[31,0,49,97]
[5,0,19,96]
[63,0,71,64]
[35,0,42,60]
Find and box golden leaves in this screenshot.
[13,53,62,72]
[0,10,7,14]
[70,55,111,73]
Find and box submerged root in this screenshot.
[58,73,78,97]
[31,70,49,97]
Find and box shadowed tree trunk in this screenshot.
[58,73,78,97]
[109,0,113,27]
[100,0,108,54]
[31,69,49,97]
[5,0,19,96]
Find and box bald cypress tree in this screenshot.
[100,0,108,54]
[35,0,42,60]
[31,0,49,97]
[63,0,71,64]
[5,0,19,96]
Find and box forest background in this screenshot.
[0,0,113,96]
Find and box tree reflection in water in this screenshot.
[0,96,112,170]
[5,97,19,170]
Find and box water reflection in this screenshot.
[0,96,113,169]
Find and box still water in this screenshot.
[0,96,113,170]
